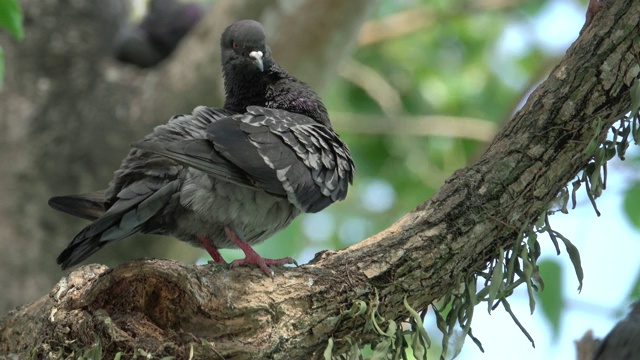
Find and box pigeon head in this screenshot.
[221,20,270,72]
[221,20,274,113]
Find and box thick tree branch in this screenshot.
[1,0,639,359]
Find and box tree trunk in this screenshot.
[0,0,378,314]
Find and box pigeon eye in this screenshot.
[232,41,239,49]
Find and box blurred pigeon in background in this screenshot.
[114,0,206,68]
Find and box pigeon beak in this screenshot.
[249,50,264,72]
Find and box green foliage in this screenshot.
[404,295,431,358]
[80,334,103,360]
[317,0,556,261]
[0,0,22,40]
[541,218,584,292]
[0,0,23,89]
[622,80,640,231]
[609,80,640,231]
[434,278,484,359]
[629,270,640,300]
[535,259,564,338]
[324,292,435,360]
[623,182,640,229]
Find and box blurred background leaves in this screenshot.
[0,0,23,88]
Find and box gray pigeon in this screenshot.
[50,20,355,275]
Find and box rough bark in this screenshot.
[0,0,378,313]
[1,0,639,359]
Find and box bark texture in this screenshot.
[0,0,378,313]
[1,0,639,359]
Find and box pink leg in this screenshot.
[224,227,297,276]
[196,235,227,263]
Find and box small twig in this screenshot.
[338,59,403,116]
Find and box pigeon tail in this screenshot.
[48,191,108,221]
[56,227,106,270]
[55,179,180,269]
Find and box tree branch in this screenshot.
[1,0,639,359]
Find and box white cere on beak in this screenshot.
[249,50,264,72]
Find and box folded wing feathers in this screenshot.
[100,179,180,242]
[85,178,174,239]
[242,107,354,212]
[135,139,255,190]
[135,106,353,214]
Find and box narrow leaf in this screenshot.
[553,230,584,291]
[434,305,451,360]
[487,250,505,313]
[345,300,367,317]
[0,0,23,40]
[467,328,485,353]
[571,180,581,210]
[630,79,640,114]
[323,338,334,360]
[502,299,535,348]
[411,328,426,360]
[623,182,640,230]
[520,247,536,314]
[403,296,431,348]
[536,259,564,338]
[345,337,362,360]
[370,338,392,360]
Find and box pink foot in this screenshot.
[224,227,297,276]
[196,235,227,263]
